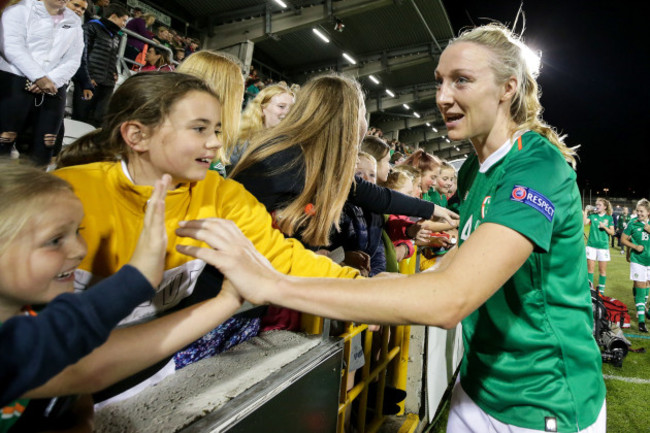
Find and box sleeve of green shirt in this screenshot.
[482,143,568,253]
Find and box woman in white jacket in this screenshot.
[0,0,84,165]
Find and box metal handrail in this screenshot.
[119,27,178,65]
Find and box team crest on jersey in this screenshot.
[510,185,555,221]
[481,196,491,219]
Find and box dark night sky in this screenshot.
[442,1,650,199]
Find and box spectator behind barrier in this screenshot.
[230,73,455,330]
[176,50,246,168]
[72,3,129,127]
[138,45,174,72]
[67,0,94,106]
[229,83,295,168]
[124,12,155,61]
[330,152,387,277]
[398,148,441,201]
[0,0,84,165]
[0,163,166,430]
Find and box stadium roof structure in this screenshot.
[145,0,470,158]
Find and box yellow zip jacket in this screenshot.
[55,161,359,325]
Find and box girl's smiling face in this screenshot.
[262,92,295,128]
[435,168,456,194]
[134,91,222,187]
[0,191,86,320]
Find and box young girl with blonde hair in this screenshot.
[0,163,166,428]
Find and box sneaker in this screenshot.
[639,322,648,333]
[620,250,625,255]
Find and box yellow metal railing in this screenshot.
[299,248,422,433]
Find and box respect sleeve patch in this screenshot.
[510,185,555,221]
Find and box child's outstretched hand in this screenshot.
[128,174,171,287]
[175,218,280,305]
[433,206,459,228]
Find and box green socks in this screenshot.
[598,275,607,295]
[635,287,649,323]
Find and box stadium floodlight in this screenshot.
[368,75,380,84]
[342,53,357,64]
[385,89,395,97]
[432,127,438,132]
[426,122,431,126]
[402,104,410,110]
[413,112,421,118]
[273,0,287,8]
[445,138,450,143]
[312,28,330,43]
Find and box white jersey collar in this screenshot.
[478,130,527,173]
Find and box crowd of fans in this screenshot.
[0,3,634,431]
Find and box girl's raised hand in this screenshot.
[175,218,280,305]
[433,206,459,228]
[128,174,171,287]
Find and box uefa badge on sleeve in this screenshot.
[510,185,555,222]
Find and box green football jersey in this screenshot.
[586,213,613,249]
[624,218,650,266]
[422,188,448,207]
[456,131,605,431]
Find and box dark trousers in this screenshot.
[0,70,67,165]
[72,81,114,127]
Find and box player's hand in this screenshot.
[82,89,94,100]
[175,218,280,305]
[637,245,645,254]
[128,174,170,287]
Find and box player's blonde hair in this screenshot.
[452,23,578,168]
[596,198,613,215]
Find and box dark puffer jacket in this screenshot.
[84,18,121,86]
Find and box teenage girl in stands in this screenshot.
[138,46,175,72]
[583,198,615,294]
[183,23,606,433]
[53,72,360,403]
[621,198,650,332]
[230,73,456,329]
[229,83,296,167]
[230,73,455,251]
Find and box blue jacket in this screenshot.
[0,265,154,407]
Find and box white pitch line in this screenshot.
[603,374,650,384]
